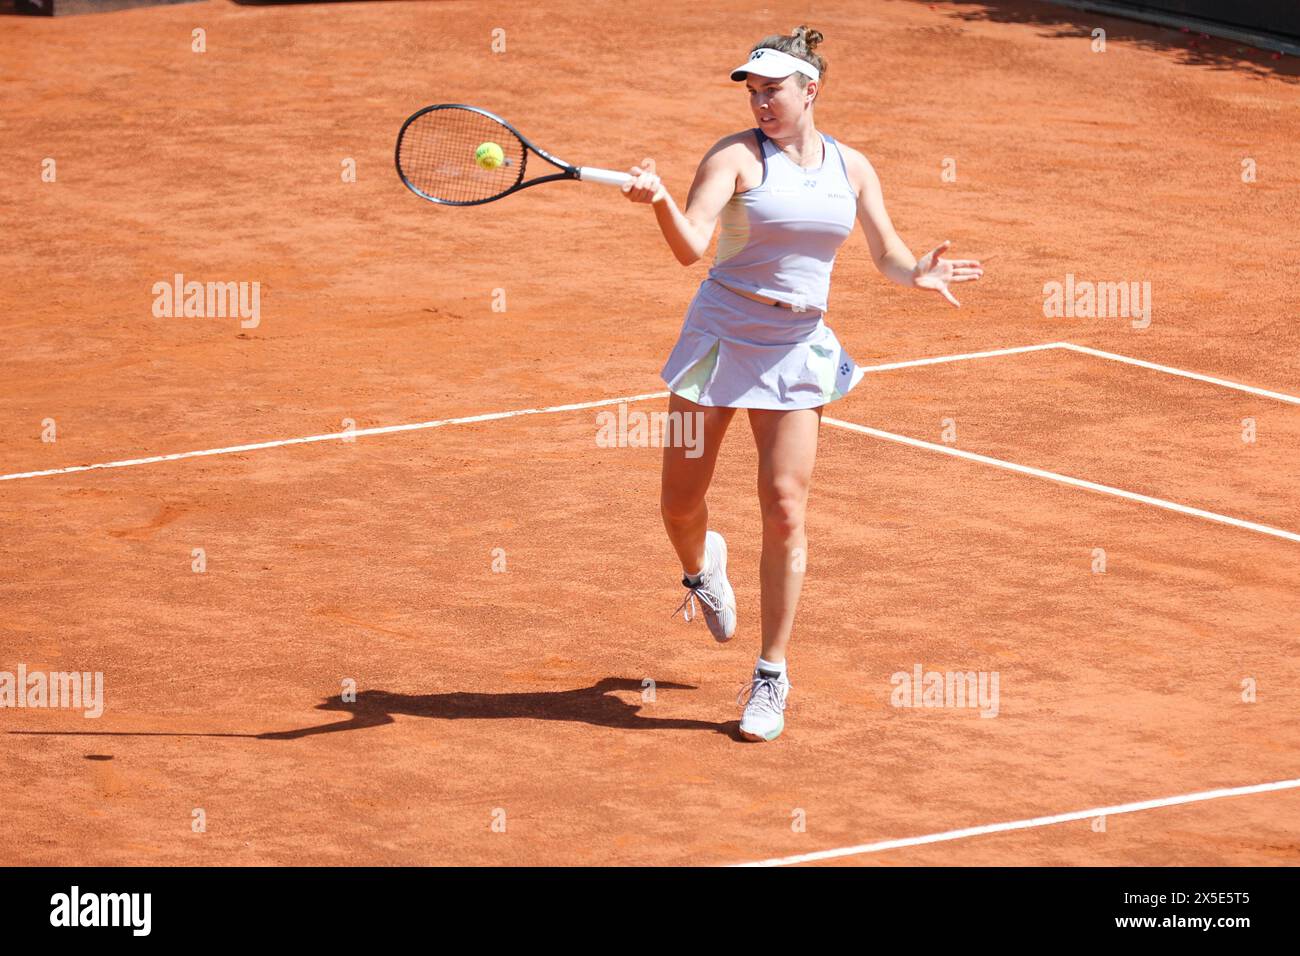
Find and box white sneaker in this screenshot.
[737,664,790,741]
[670,530,737,642]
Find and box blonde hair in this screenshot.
[749,25,826,96]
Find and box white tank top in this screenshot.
[707,127,858,313]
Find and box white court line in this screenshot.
[856,341,1065,373]
[0,391,670,483]
[867,340,1300,404]
[824,417,1300,543]
[733,777,1300,867]
[0,343,1052,484]
[2,340,1295,485]
[1057,342,1300,405]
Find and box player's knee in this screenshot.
[660,489,703,525]
[760,490,806,538]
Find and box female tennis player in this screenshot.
[622,26,983,741]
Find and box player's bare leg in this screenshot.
[660,392,737,575]
[661,392,740,641]
[748,404,823,664]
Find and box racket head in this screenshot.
[395,104,535,206]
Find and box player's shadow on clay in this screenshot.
[258,678,732,740]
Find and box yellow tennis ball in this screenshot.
[474,142,505,170]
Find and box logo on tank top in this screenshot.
[803,178,817,188]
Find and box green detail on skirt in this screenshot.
[809,343,836,403]
[671,339,720,403]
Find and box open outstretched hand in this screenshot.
[913,240,984,307]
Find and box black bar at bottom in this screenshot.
[0,866,1288,941]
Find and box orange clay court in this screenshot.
[0,0,1297,866]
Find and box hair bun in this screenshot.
[792,24,824,51]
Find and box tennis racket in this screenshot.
[395,104,635,206]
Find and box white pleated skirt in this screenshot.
[659,278,866,410]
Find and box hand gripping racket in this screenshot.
[395,104,635,206]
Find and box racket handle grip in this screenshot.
[578,167,633,187]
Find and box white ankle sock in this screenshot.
[756,657,787,676]
[683,543,711,585]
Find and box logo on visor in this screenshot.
[750,50,767,60]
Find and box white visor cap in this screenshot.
[730,47,820,82]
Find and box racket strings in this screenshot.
[397,108,526,204]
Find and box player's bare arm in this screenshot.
[622,135,748,266]
[840,142,984,307]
